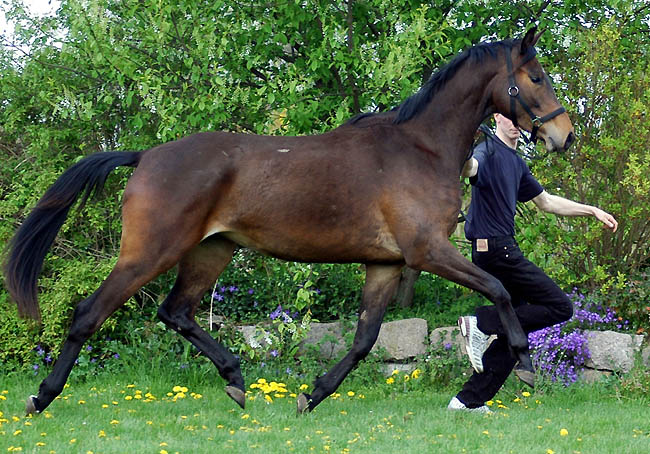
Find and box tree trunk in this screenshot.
[394,267,421,308]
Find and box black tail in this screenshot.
[3,151,141,321]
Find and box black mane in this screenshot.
[347,39,517,126]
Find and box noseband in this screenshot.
[505,47,565,144]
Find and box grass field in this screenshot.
[1,370,649,454]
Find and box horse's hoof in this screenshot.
[25,395,39,416]
[296,393,312,414]
[225,386,245,409]
[514,367,535,388]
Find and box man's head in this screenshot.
[494,113,521,145]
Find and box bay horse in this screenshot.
[4,27,574,415]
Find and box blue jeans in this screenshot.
[457,236,573,408]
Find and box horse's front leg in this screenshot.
[297,264,402,413]
[405,237,534,382]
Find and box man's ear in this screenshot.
[520,26,541,54]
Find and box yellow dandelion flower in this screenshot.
[101,404,109,408]
[482,430,489,435]
[347,391,355,397]
[69,439,77,444]
[264,395,273,403]
[391,369,400,376]
[160,451,168,454]
[36,442,46,447]
[403,375,410,382]
[386,377,394,384]
[98,430,106,438]
[125,396,133,401]
[14,429,23,435]
[110,420,119,425]
[514,397,521,402]
[546,450,555,454]
[160,442,168,447]
[411,369,422,379]
[0,395,6,401]
[12,416,20,422]
[180,387,188,393]
[560,429,569,437]
[146,421,153,425]
[299,384,309,391]
[172,386,182,393]
[522,391,531,397]
[126,384,135,388]
[112,401,119,405]
[193,394,202,399]
[340,411,347,415]
[242,414,250,420]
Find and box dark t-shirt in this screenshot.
[464,135,544,240]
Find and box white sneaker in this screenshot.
[458,316,490,373]
[447,397,492,414]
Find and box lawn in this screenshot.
[1,371,648,454]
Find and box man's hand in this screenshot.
[593,208,618,232]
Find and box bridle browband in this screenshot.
[505,46,566,144]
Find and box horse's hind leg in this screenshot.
[26,258,175,414]
[297,264,402,413]
[405,237,534,384]
[156,236,245,408]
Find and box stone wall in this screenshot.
[238,318,649,380]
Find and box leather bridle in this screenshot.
[505,47,566,144]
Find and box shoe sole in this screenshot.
[458,317,484,373]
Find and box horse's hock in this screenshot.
[237,318,648,380]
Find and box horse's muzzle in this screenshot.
[563,131,576,151]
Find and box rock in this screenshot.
[301,322,347,359]
[581,368,612,383]
[381,362,418,376]
[430,326,464,358]
[584,330,635,373]
[371,318,428,360]
[642,345,650,368]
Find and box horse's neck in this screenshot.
[409,62,498,161]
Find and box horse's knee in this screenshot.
[157,303,192,333]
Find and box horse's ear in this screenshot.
[520,26,540,54]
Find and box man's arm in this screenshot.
[461,157,478,178]
[531,190,618,232]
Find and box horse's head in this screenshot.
[494,27,575,152]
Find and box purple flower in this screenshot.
[86,345,93,352]
[32,364,39,371]
[35,345,45,356]
[45,354,52,363]
[212,293,224,302]
[270,305,283,320]
[444,342,452,350]
[248,288,255,295]
[228,286,238,293]
[113,353,120,359]
[270,350,279,357]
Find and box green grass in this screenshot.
[1,371,649,454]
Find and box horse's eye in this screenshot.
[530,75,543,84]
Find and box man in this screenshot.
[448,113,618,413]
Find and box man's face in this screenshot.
[495,114,521,142]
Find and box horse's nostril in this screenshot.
[564,132,576,150]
